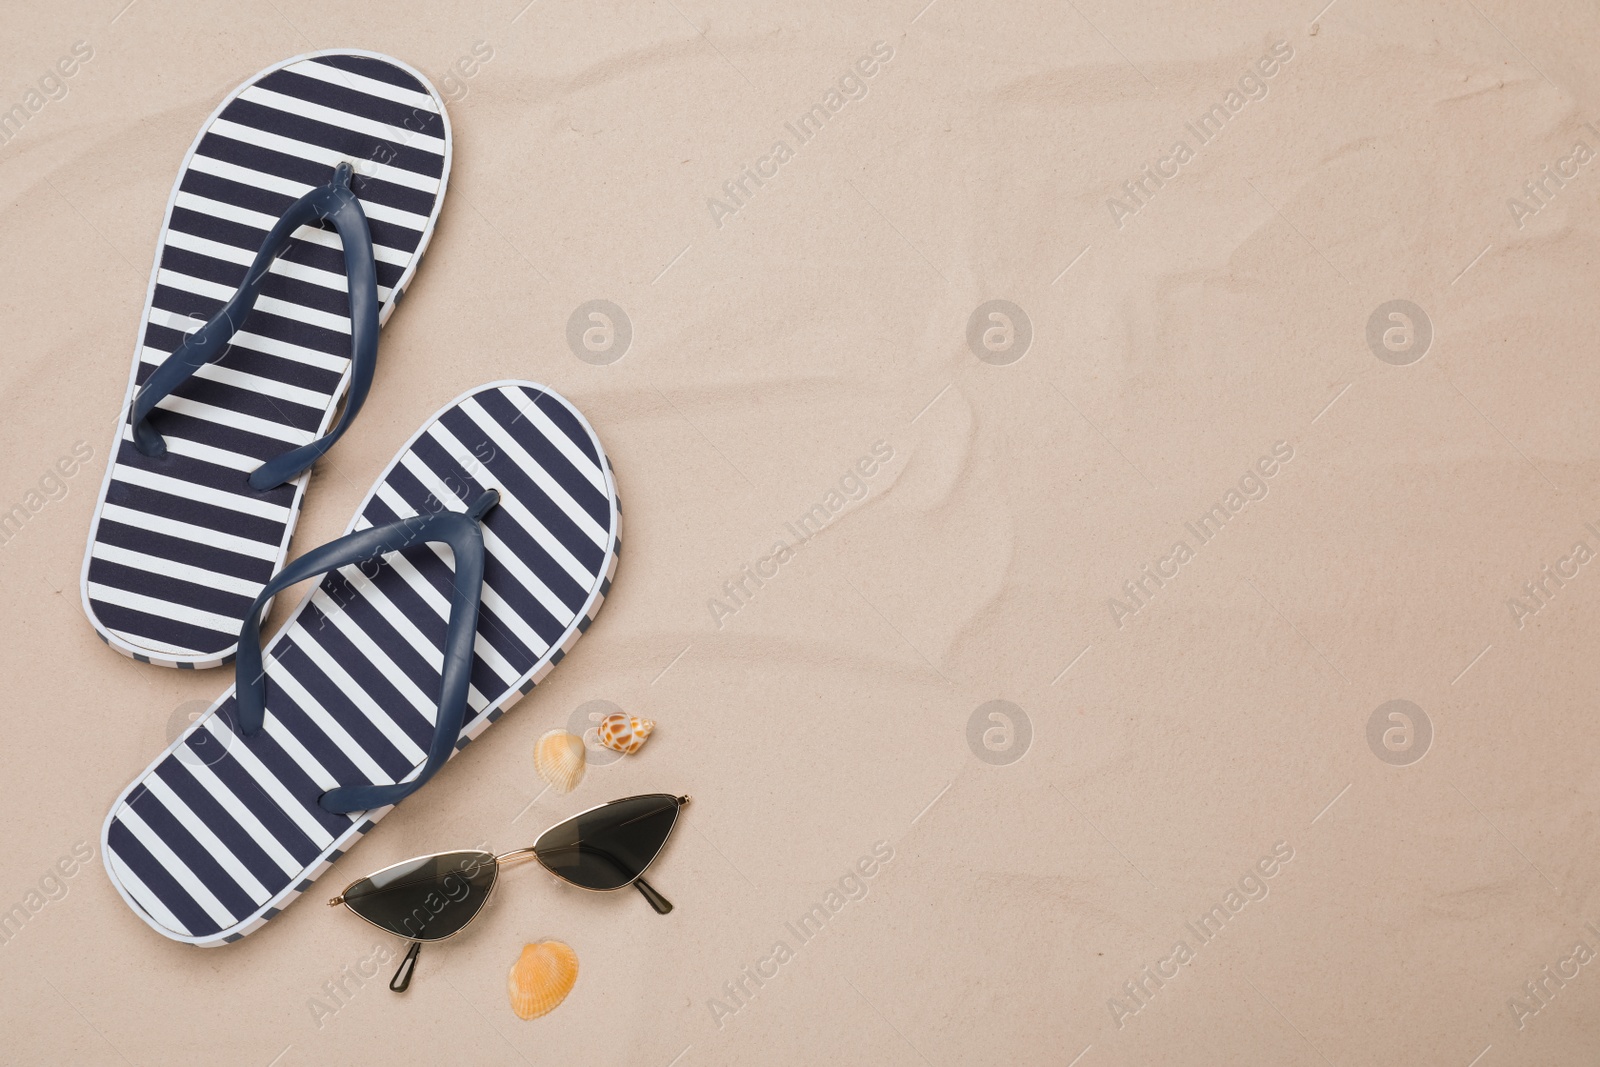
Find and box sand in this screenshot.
[2,0,1599,1063]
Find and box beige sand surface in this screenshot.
[3,0,1600,1063]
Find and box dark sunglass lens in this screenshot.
[342,850,497,941]
[535,794,681,891]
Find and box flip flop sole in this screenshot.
[101,382,621,946]
[82,49,452,668]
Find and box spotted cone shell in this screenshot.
[533,730,585,793]
[508,940,579,1020]
[597,713,655,755]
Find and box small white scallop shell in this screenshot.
[533,729,585,793]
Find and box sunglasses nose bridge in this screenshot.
[493,846,540,865]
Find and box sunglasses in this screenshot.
[329,793,689,991]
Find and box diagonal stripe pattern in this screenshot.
[103,383,623,946]
[83,50,451,667]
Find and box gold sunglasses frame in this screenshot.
[325,793,689,989]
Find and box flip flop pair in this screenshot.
[83,53,624,945]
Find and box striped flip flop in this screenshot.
[101,382,622,946]
[82,49,452,668]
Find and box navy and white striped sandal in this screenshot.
[101,382,622,946]
[81,49,452,668]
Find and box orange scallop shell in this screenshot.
[507,940,579,1020]
[533,729,585,793]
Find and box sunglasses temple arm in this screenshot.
[390,940,423,992]
[633,877,673,914]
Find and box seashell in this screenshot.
[507,940,579,1020]
[534,730,585,793]
[597,713,655,755]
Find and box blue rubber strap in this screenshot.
[234,490,499,814]
[130,161,381,492]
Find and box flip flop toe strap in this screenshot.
[130,160,381,491]
[234,490,500,814]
